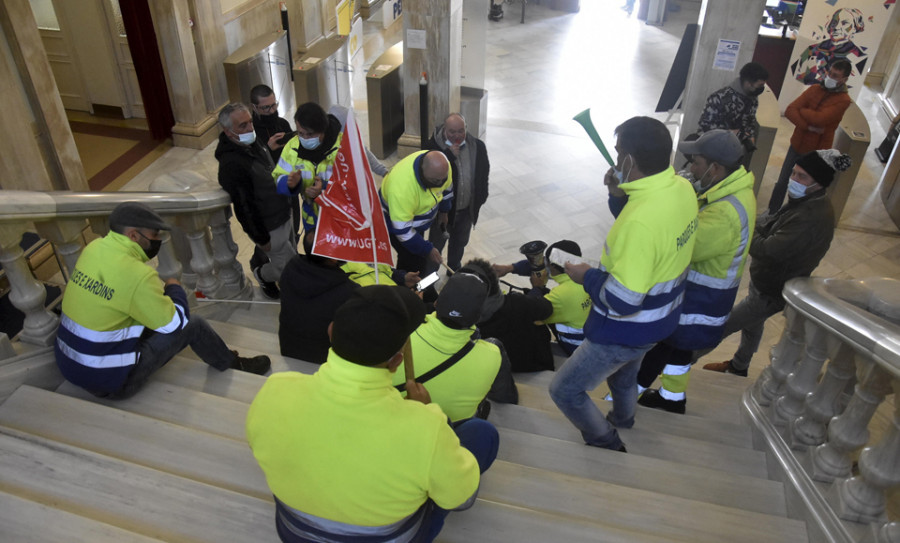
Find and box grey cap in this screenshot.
[678,129,744,167]
[108,202,171,231]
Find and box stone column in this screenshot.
[148,0,220,149]
[188,0,230,112]
[791,343,856,451]
[397,0,463,157]
[680,0,767,140]
[0,224,59,347]
[175,213,221,297]
[811,362,893,483]
[0,0,87,191]
[774,325,830,430]
[34,219,88,277]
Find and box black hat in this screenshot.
[436,273,488,329]
[677,129,744,167]
[795,149,852,188]
[109,202,171,232]
[331,285,426,366]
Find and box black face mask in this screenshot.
[144,238,162,260]
[748,86,764,97]
[137,231,162,260]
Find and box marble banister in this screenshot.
[745,277,900,543]
[0,189,242,345]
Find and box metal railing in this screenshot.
[746,277,899,543]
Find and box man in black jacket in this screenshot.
[461,258,554,373]
[426,114,490,272]
[215,102,294,299]
[703,149,850,377]
[278,233,358,364]
[250,84,301,239]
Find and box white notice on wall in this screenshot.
[713,39,740,71]
[407,29,427,50]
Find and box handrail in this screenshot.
[0,189,231,223]
[782,277,900,379]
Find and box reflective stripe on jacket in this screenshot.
[55,231,188,393]
[667,166,756,350]
[379,151,454,256]
[583,167,698,346]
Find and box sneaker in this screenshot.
[702,360,748,377]
[230,351,271,375]
[475,399,491,420]
[637,388,686,414]
[253,266,280,300]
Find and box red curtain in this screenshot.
[119,0,175,141]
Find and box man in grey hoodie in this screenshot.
[425,113,490,272]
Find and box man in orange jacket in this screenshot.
[765,59,851,215]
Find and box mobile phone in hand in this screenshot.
[416,272,440,292]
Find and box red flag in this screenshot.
[312,108,394,267]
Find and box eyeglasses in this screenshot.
[424,176,448,187]
[256,102,278,113]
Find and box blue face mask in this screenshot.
[237,131,256,145]
[299,136,320,150]
[787,179,808,199]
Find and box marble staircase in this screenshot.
[0,309,809,542]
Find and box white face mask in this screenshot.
[236,131,256,145]
[823,76,839,89]
[614,155,633,184]
[787,178,808,199]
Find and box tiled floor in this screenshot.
[118,0,900,381]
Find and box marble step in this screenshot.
[0,490,166,543]
[0,346,62,403]
[514,379,743,424]
[0,425,278,542]
[56,379,251,442]
[480,461,806,543]
[58,375,787,516]
[161,354,755,450]
[437,499,683,543]
[490,402,767,478]
[495,426,788,516]
[0,385,270,500]
[1,386,801,543]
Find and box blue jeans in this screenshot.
[417,418,499,542]
[549,339,653,450]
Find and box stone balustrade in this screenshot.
[0,189,246,346]
[746,277,900,543]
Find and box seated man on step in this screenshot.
[247,285,499,543]
[55,202,270,399]
[393,272,518,422]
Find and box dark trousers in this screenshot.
[636,341,694,389]
[428,207,473,272]
[111,315,232,399]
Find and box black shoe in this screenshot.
[638,388,686,414]
[476,399,491,420]
[230,351,271,375]
[253,266,280,300]
[616,444,628,453]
